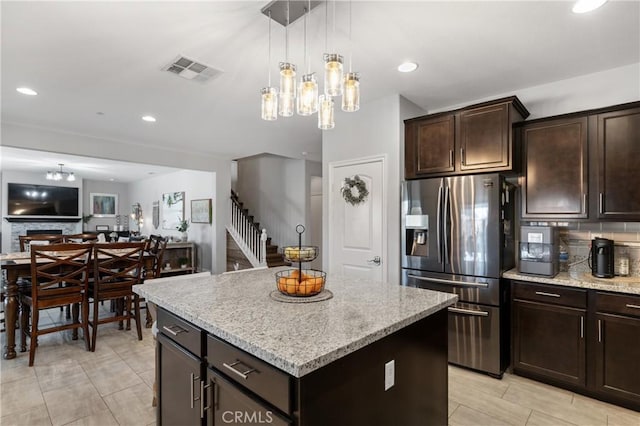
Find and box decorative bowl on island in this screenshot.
[282,246,318,263]
[275,269,326,297]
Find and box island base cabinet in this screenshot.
[205,368,290,426]
[512,300,586,387]
[295,310,448,426]
[157,333,203,426]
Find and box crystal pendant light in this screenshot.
[342,1,360,112]
[342,72,360,112]
[318,94,335,130]
[279,0,296,117]
[297,2,318,116]
[261,11,277,121]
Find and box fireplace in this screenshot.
[26,230,63,235]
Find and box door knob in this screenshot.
[367,256,381,266]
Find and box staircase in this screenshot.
[228,190,287,268]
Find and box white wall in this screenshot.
[236,154,318,248]
[426,63,640,120]
[82,179,130,232]
[322,94,425,284]
[1,123,231,274]
[128,170,215,272]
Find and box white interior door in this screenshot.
[329,156,386,281]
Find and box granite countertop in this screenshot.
[133,267,457,377]
[503,269,640,296]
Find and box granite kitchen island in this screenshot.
[134,268,457,426]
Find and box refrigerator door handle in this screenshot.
[437,183,443,264]
[448,307,489,317]
[407,274,490,288]
[444,185,451,265]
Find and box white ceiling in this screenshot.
[1,1,639,168]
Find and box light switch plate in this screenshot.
[385,360,395,391]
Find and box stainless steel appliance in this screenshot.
[401,174,515,377]
[590,237,615,278]
[518,226,559,277]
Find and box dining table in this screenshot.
[1,249,155,360]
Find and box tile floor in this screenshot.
[1,307,639,426]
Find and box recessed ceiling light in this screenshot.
[398,62,418,73]
[16,87,38,96]
[109,178,115,181]
[572,0,608,13]
[142,115,157,122]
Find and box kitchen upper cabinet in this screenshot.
[521,117,588,219]
[405,114,455,178]
[595,106,640,220]
[404,96,529,179]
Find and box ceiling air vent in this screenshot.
[162,55,223,83]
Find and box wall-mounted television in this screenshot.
[7,183,79,217]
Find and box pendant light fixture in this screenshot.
[323,0,343,97]
[342,0,360,112]
[297,0,318,116]
[317,1,335,129]
[261,11,278,121]
[278,0,296,117]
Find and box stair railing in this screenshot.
[229,195,267,267]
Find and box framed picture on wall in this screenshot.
[162,191,185,230]
[191,199,212,224]
[90,193,118,217]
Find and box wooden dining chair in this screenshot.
[64,233,99,243]
[145,235,168,280]
[19,243,93,366]
[89,242,146,351]
[19,234,65,252]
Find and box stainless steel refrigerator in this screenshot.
[401,173,515,377]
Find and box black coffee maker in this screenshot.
[590,238,615,278]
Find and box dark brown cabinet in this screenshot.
[510,281,640,411]
[593,292,640,407]
[404,96,529,179]
[512,282,587,387]
[595,106,640,219]
[405,114,455,178]
[520,117,589,219]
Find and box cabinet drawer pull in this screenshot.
[162,324,187,336]
[448,307,489,317]
[223,360,257,380]
[626,304,640,310]
[534,291,561,298]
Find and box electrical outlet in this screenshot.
[384,360,395,391]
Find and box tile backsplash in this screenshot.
[557,222,640,277]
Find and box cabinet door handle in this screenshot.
[189,373,200,409]
[598,319,602,343]
[449,150,454,167]
[599,192,604,214]
[535,291,561,298]
[200,380,211,419]
[580,316,584,339]
[582,193,587,214]
[460,148,465,165]
[162,324,187,336]
[223,360,257,380]
[626,304,640,310]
